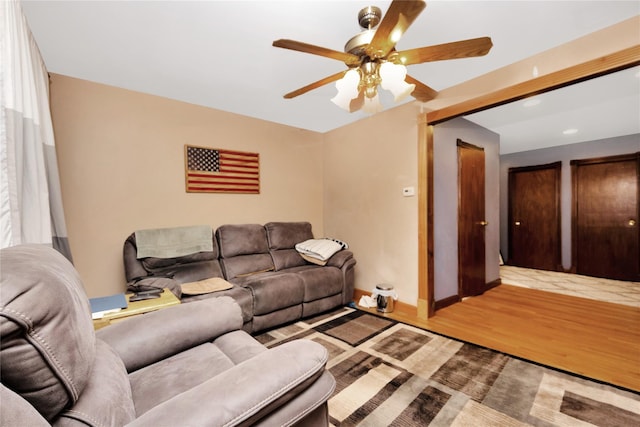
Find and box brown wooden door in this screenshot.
[572,153,639,281]
[458,140,486,297]
[508,162,562,271]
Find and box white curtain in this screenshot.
[1,0,72,261]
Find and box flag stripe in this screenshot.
[187,187,259,193]
[220,167,258,174]
[185,145,260,193]
[187,172,258,181]
[220,162,259,169]
[188,181,258,186]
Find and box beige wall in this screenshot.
[51,72,424,304]
[323,104,423,304]
[50,73,423,303]
[50,74,324,297]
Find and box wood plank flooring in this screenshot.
[359,284,640,392]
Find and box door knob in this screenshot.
[479,221,488,226]
[629,219,637,227]
[514,221,521,226]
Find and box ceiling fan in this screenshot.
[273,0,493,113]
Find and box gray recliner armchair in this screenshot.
[0,245,335,426]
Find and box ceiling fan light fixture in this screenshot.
[274,0,492,113]
[364,84,378,99]
[362,93,383,114]
[331,68,361,111]
[379,61,415,102]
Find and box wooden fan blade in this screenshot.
[283,71,345,99]
[366,0,426,59]
[273,39,361,66]
[398,37,493,65]
[406,75,438,102]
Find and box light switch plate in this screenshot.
[402,187,415,197]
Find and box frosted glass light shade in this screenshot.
[331,69,361,111]
[379,62,415,102]
[362,93,382,114]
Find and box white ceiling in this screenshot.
[467,65,640,154]
[20,1,640,153]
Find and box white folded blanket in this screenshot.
[135,225,213,259]
[295,238,344,263]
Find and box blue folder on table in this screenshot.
[89,293,128,319]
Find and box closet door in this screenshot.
[458,140,487,297]
[572,153,639,281]
[508,162,562,271]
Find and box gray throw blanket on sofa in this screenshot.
[135,225,213,258]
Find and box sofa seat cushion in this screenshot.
[243,273,304,316]
[296,267,344,302]
[125,340,330,427]
[244,265,345,303]
[143,260,225,285]
[129,331,267,416]
[221,253,275,280]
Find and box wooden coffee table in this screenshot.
[93,288,180,330]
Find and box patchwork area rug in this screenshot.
[255,308,640,427]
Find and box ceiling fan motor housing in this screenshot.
[358,6,382,29]
[346,6,382,57]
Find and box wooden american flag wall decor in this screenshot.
[184,145,260,194]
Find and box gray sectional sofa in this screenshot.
[1,244,335,426]
[123,221,356,333]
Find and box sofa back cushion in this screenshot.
[0,245,96,421]
[123,232,224,284]
[216,224,275,279]
[265,222,314,271]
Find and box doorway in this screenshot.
[508,162,562,271]
[457,139,487,297]
[571,153,639,281]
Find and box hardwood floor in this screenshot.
[358,284,640,392]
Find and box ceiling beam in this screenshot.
[426,45,640,125]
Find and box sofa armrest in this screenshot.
[125,340,332,427]
[326,249,354,269]
[1,385,49,427]
[327,251,356,305]
[127,277,183,298]
[123,234,147,281]
[97,296,243,372]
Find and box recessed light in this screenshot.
[563,128,578,135]
[523,98,541,107]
